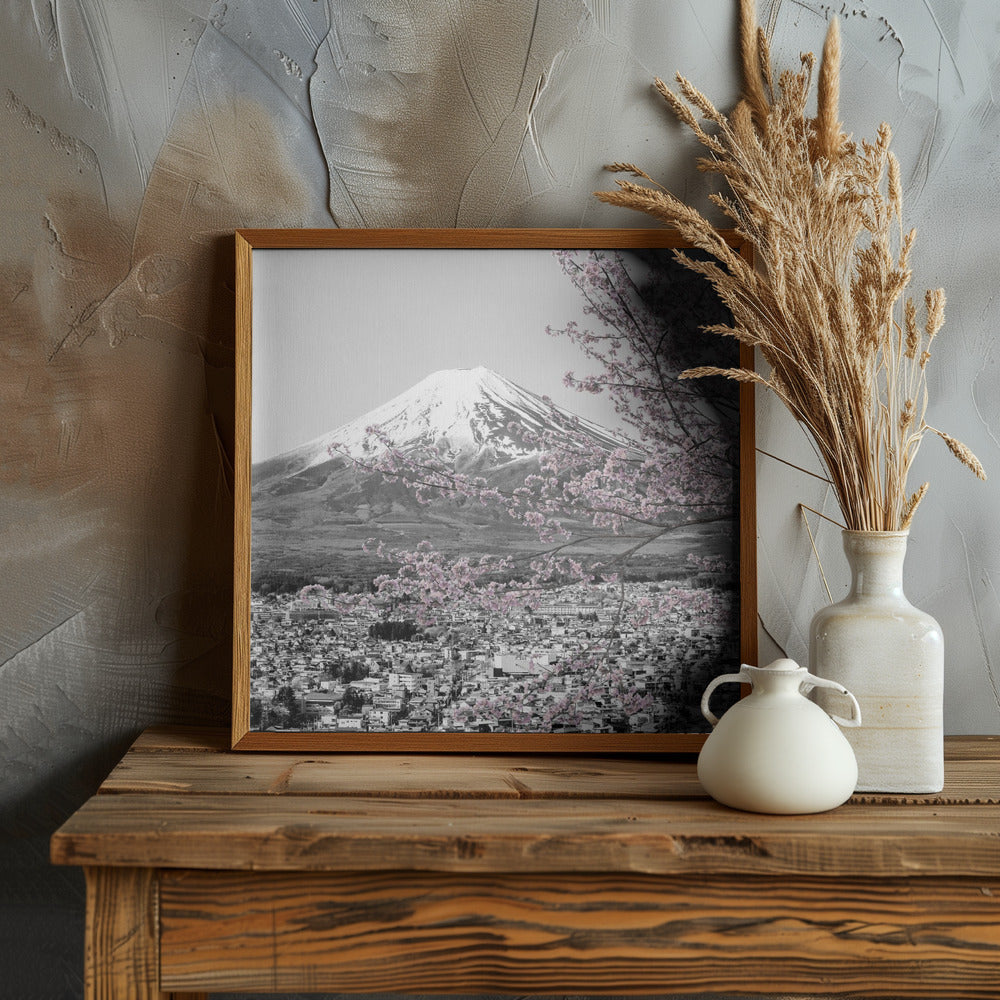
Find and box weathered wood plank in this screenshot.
[54,794,1000,876]
[850,757,1000,804]
[127,726,1000,769]
[231,729,711,753]
[100,751,703,799]
[85,867,160,999]
[61,731,1000,997]
[232,230,253,751]
[159,869,1000,997]
[944,735,1000,761]
[84,867,206,1000]
[129,726,1000,761]
[129,727,1000,759]
[99,749,1000,804]
[128,728,231,753]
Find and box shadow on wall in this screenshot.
[0,739,138,998]
[143,232,238,724]
[0,219,240,996]
[1,14,331,985]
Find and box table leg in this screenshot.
[84,867,207,1000]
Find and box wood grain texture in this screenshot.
[232,231,253,748]
[158,868,1000,997]
[55,731,1000,999]
[84,867,206,1000]
[53,792,1000,876]
[100,750,704,799]
[850,758,1000,804]
[132,724,1000,761]
[230,228,755,754]
[234,228,741,250]
[231,730,710,752]
[130,727,232,753]
[944,734,1000,760]
[52,731,1000,877]
[98,744,998,803]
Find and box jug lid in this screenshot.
[747,657,806,674]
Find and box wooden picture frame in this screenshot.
[233,229,756,751]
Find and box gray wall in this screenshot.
[2,1,997,996]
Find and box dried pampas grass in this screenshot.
[596,0,984,531]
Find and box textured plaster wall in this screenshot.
[0,1,997,996]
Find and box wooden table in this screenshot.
[51,727,1000,999]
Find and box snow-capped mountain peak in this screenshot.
[253,367,626,481]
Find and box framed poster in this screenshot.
[232,229,756,751]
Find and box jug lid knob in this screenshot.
[757,657,805,672]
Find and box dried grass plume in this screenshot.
[596,0,984,531]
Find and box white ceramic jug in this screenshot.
[697,658,861,814]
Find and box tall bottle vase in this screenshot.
[809,530,944,793]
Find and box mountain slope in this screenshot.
[252,366,627,486]
[249,367,657,580]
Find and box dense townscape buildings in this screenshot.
[249,581,736,734]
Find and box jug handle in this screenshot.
[801,675,862,728]
[701,667,750,727]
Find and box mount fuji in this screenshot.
[249,367,633,581]
[252,366,627,486]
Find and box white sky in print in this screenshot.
[251,247,637,461]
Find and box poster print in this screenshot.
[233,229,756,751]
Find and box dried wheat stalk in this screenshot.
[597,0,984,531]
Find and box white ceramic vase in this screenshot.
[697,658,861,814]
[809,530,944,793]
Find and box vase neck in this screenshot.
[842,530,908,599]
[744,660,807,696]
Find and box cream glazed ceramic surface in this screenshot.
[697,658,860,814]
[810,531,944,793]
